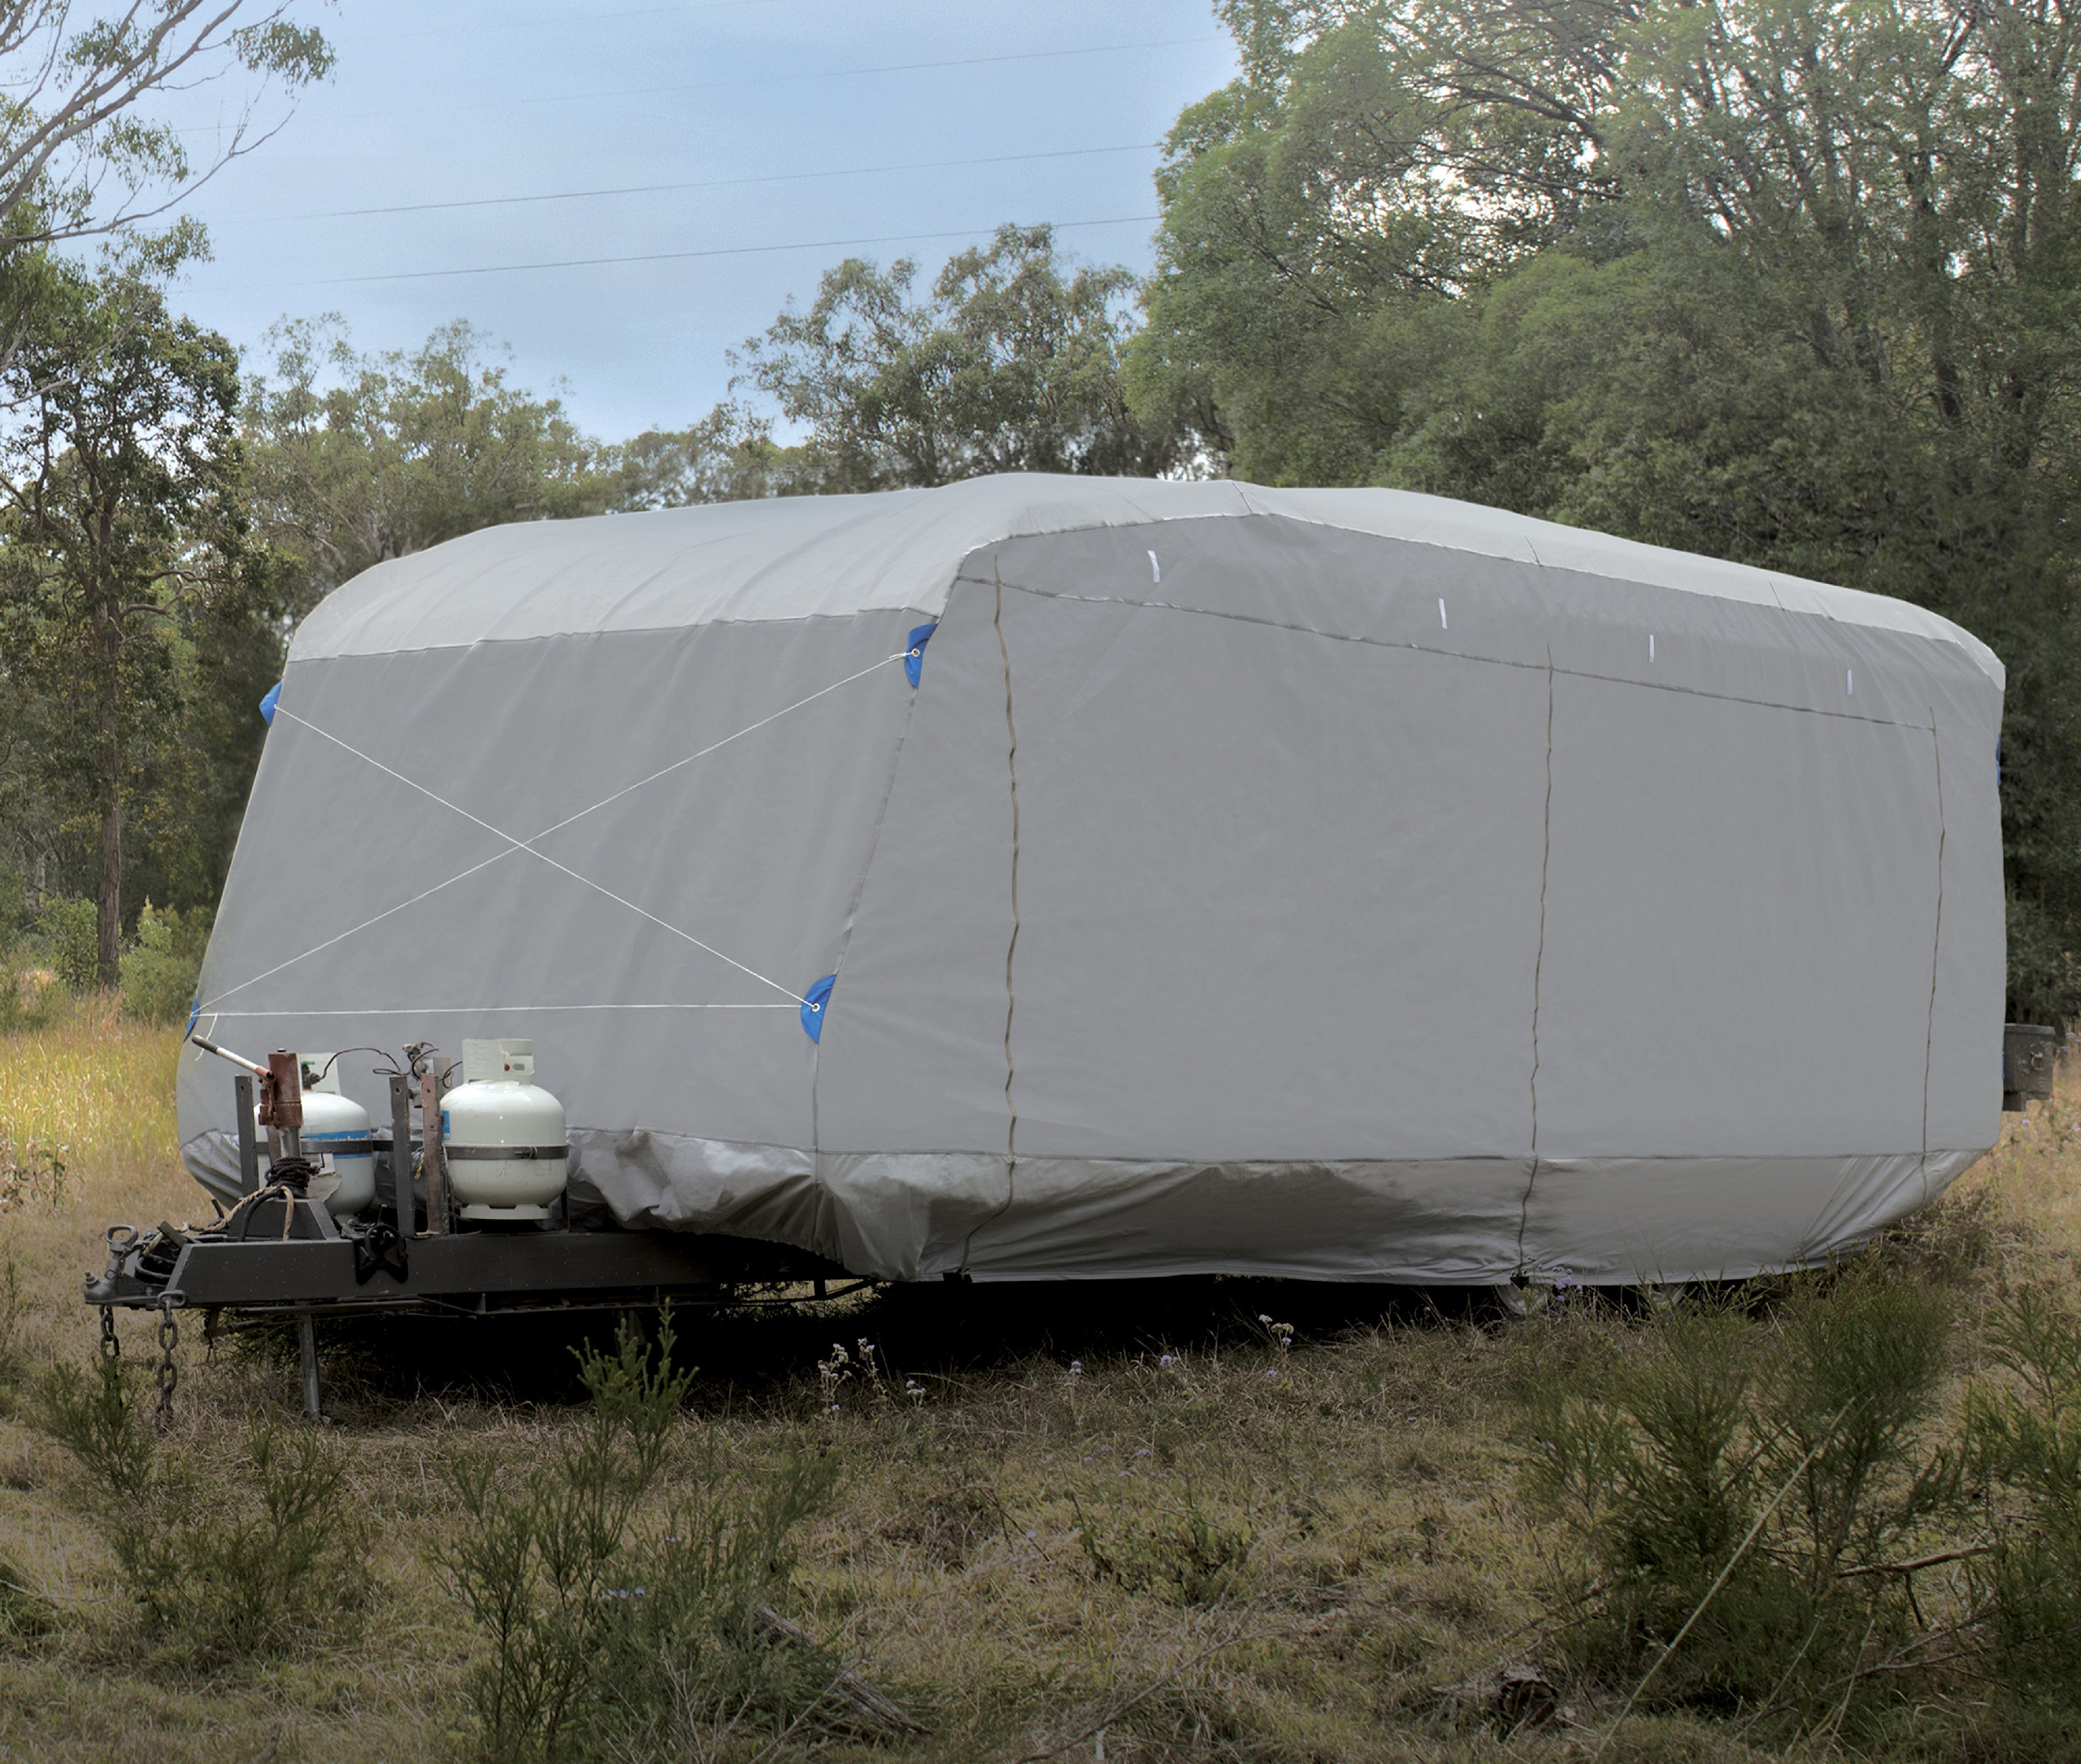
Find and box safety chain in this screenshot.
[99,1304,119,1360]
[154,1299,180,1436]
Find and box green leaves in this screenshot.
[0,266,252,980]
[243,316,619,621]
[0,3,333,258]
[1520,1274,1958,1729]
[32,1355,369,1662]
[1964,1283,2081,1700]
[736,222,1184,490]
[442,1314,845,1763]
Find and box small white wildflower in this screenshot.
[1265,1368,1280,1382]
[1069,1359,1084,1376]
[1158,1354,1175,1369]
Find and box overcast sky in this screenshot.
[159,1,1239,441]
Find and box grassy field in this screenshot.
[1,1002,2077,1763]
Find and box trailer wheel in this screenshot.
[1634,1281,1696,1316]
[1489,1280,1552,1320]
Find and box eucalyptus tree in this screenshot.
[0,3,332,386]
[243,318,622,620]
[0,270,249,983]
[0,2,331,247]
[737,223,1184,491]
[0,2,329,952]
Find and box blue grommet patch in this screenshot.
[905,623,937,687]
[258,680,282,724]
[801,973,837,1042]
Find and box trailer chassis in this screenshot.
[84,1046,854,1420]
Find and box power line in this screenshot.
[211,214,1163,290]
[176,35,1224,133]
[437,35,1224,119]
[337,0,791,45]
[237,142,1160,225]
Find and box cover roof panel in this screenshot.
[287,472,2002,687]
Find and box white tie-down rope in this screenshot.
[194,651,910,1016]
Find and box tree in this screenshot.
[0,270,249,983]
[244,318,627,620]
[1134,0,2081,1022]
[0,4,332,411]
[607,403,812,509]
[0,2,331,252]
[736,223,1186,490]
[0,4,329,961]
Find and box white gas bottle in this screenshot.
[443,1039,568,1221]
[253,1057,375,1216]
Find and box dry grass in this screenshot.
[1,1005,2075,1763]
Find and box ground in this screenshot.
[1,1000,2074,1762]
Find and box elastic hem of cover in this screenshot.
[801,973,836,1041]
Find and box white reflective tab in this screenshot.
[1438,598,1448,631]
[1147,550,1161,583]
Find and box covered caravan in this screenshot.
[179,475,2007,1285]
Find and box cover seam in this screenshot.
[1515,649,1556,1274]
[969,578,1955,731]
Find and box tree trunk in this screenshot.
[96,767,120,988]
[96,628,122,988]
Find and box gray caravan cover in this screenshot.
[180,474,2006,1285]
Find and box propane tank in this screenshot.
[253,1056,374,1216]
[443,1039,568,1221]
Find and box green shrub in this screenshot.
[1965,1282,2081,1711]
[0,943,66,1033]
[0,856,30,947]
[118,901,209,1024]
[444,1314,842,1763]
[1073,1478,1253,1606]
[34,897,96,992]
[580,1445,847,1760]
[1522,1269,1958,1737]
[33,1355,370,1662]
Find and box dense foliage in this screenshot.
[0,0,331,981]
[0,269,258,983]
[736,222,1182,489]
